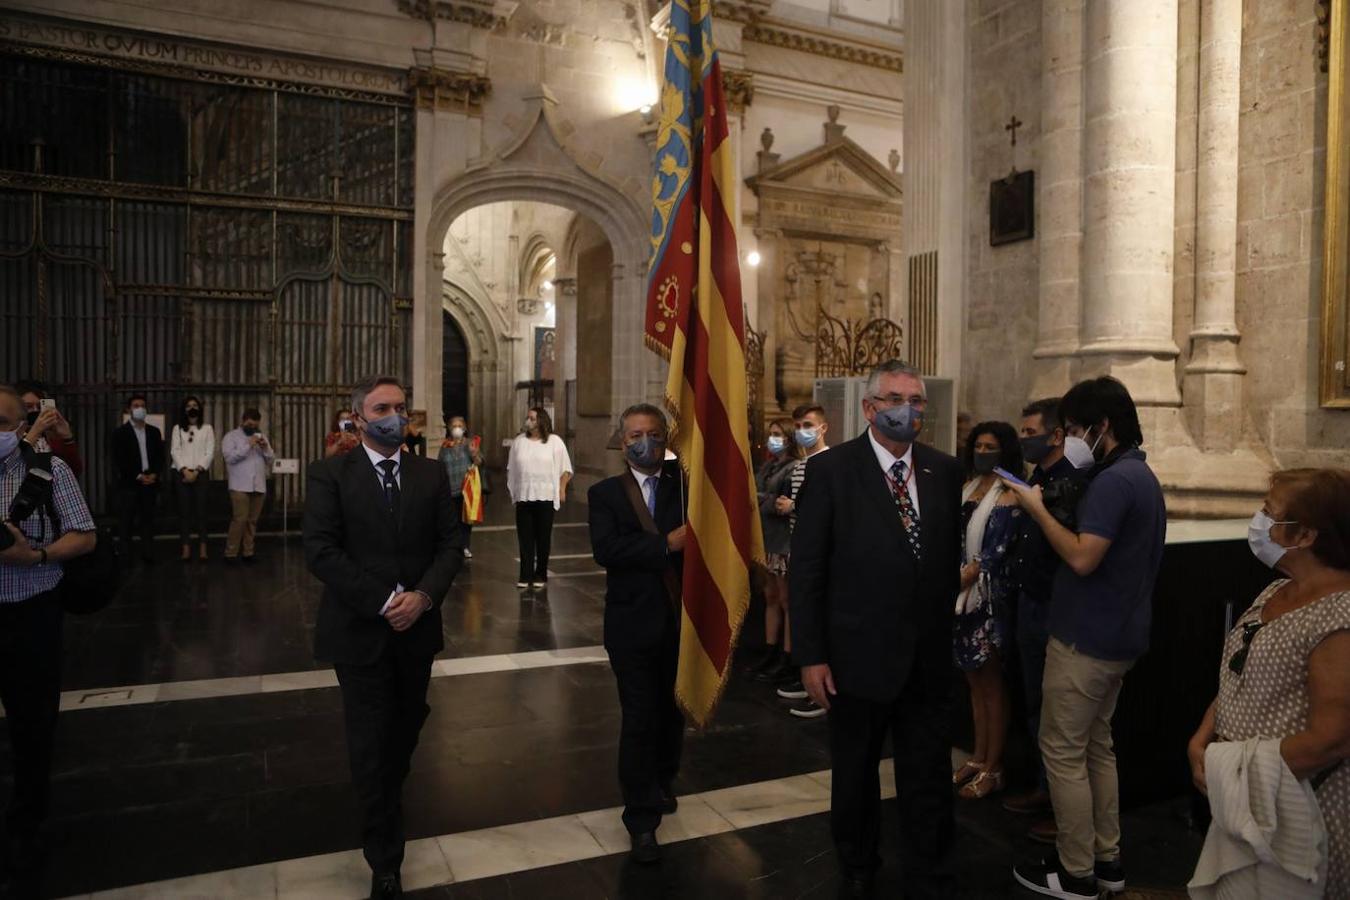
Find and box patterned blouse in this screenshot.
[1213,580,1350,897]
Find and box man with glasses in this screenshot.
[1000,376,1166,900]
[789,359,964,898]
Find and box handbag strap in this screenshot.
[620,473,682,610]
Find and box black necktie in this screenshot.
[378,459,401,517]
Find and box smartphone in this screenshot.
[40,398,56,413]
[993,466,1029,488]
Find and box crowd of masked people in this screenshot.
[718,363,1350,900]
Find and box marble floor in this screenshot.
[0,492,1208,898]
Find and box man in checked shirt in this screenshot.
[0,383,95,893]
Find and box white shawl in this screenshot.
[1188,738,1327,900]
[955,479,1003,615]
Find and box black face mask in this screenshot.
[25,410,38,428]
[242,425,258,436]
[972,451,1000,475]
[187,409,201,420]
[1020,434,1052,465]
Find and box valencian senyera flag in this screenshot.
[646,0,764,727]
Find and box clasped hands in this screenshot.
[384,591,430,632]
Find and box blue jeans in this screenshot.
[1016,591,1051,789]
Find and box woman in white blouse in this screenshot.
[170,395,216,561]
[507,407,573,590]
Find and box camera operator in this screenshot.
[15,381,82,479]
[0,384,95,892]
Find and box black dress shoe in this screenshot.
[837,871,875,899]
[660,788,679,814]
[630,831,661,865]
[370,872,402,899]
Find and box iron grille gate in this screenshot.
[0,50,415,516]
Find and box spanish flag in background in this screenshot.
[645,0,764,727]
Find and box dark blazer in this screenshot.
[110,421,165,488]
[588,461,685,652]
[789,433,964,703]
[303,447,464,666]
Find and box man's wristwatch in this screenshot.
[36,548,48,567]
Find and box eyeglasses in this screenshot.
[870,394,927,407]
[1228,620,1265,675]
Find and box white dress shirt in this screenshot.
[363,442,402,488]
[361,443,427,615]
[628,466,661,514]
[868,428,920,517]
[133,424,149,472]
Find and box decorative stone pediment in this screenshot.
[746,115,901,244]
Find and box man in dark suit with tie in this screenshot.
[110,394,165,563]
[790,360,964,899]
[588,403,687,865]
[302,374,464,900]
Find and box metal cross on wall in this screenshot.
[1005,115,1023,147]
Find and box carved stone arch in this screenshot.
[442,279,500,359]
[427,84,661,484]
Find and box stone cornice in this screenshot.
[408,66,492,111]
[743,20,902,73]
[396,0,505,29]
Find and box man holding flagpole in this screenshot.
[640,0,765,740]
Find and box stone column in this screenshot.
[1079,0,1182,406]
[412,102,445,441]
[1031,0,1084,399]
[1183,0,1245,448]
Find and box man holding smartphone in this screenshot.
[15,383,82,479]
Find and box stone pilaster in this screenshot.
[1184,0,1247,450]
[1031,0,1084,400]
[1079,0,1182,406]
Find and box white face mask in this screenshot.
[1248,510,1298,569]
[450,426,465,439]
[1063,427,1103,470]
[0,429,18,459]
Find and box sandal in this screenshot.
[951,761,984,786]
[958,768,1005,799]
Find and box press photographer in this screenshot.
[0,383,96,893]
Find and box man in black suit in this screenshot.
[588,403,686,865]
[790,360,964,899]
[110,394,165,563]
[302,374,463,900]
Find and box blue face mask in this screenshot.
[0,429,18,460]
[766,435,787,454]
[625,435,666,469]
[795,427,820,449]
[873,404,923,443]
[364,413,409,448]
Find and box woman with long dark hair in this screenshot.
[506,406,573,589]
[170,394,215,561]
[750,418,802,682]
[951,420,1024,799]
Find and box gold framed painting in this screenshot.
[1323,0,1350,406]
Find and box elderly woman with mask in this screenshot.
[1187,469,1350,898]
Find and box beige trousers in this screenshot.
[1038,636,1135,878]
[226,490,266,558]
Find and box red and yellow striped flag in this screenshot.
[645,0,764,727]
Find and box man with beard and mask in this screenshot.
[587,403,687,866]
[1001,398,1086,840]
[220,408,273,564]
[1001,376,1165,900]
[0,384,96,896]
[302,375,464,900]
[789,359,964,899]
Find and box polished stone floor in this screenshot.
[0,491,1210,898]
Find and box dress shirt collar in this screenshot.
[867,427,913,475]
[363,442,401,471]
[628,465,661,489]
